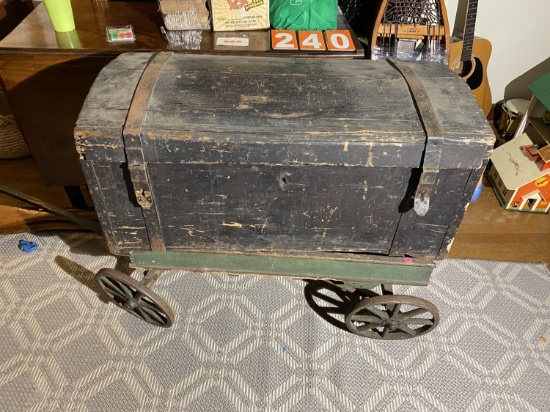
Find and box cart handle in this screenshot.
[0,184,102,234]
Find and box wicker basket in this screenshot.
[0,114,31,159]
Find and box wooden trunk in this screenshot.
[74,52,494,261]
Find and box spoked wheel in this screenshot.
[95,268,174,327]
[345,295,439,340]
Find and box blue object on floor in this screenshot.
[19,239,39,252]
[471,183,483,202]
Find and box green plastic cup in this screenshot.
[55,30,82,48]
[43,0,75,32]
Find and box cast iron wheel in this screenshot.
[95,268,174,327]
[345,295,439,340]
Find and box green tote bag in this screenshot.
[270,0,338,31]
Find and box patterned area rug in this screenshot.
[0,232,549,411]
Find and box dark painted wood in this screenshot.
[80,161,149,255]
[148,163,410,254]
[440,158,489,257]
[75,52,495,259]
[390,168,474,257]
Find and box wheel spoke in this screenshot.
[102,284,127,300]
[401,308,428,319]
[351,314,382,324]
[111,278,134,298]
[141,306,166,325]
[331,287,355,302]
[397,325,418,336]
[135,306,152,323]
[101,278,128,299]
[331,282,358,295]
[140,299,164,313]
[389,303,402,319]
[404,318,434,326]
[366,306,390,320]
[382,326,391,339]
[357,323,382,332]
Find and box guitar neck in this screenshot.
[461,0,478,62]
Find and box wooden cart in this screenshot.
[70,52,494,339]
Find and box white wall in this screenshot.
[445,0,550,102]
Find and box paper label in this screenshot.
[216,37,250,46]
[210,0,269,31]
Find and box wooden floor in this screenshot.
[448,179,550,263]
[1,155,549,264]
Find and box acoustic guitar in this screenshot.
[370,0,451,64]
[448,0,492,116]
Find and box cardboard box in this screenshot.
[159,0,211,30]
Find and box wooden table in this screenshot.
[0,1,364,206]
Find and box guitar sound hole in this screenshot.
[460,59,474,78]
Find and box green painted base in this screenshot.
[131,251,434,287]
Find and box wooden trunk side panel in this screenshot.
[440,160,489,257]
[81,161,149,255]
[147,163,412,255]
[140,133,426,168]
[390,168,474,257]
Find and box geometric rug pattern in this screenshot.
[0,232,549,411]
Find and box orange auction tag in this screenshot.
[325,30,356,51]
[298,31,326,51]
[271,30,299,50]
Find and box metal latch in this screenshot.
[135,188,153,209]
[413,136,443,216]
[129,163,154,209]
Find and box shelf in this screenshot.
[528,116,550,143]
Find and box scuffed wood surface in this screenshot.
[149,163,411,255]
[75,53,496,258]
